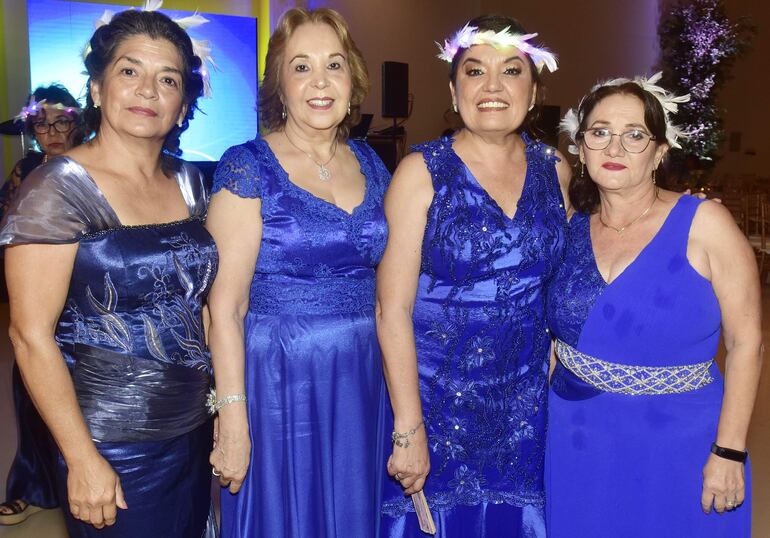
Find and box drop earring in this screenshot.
[347,101,351,115]
[281,104,287,120]
[580,162,585,178]
[652,168,657,184]
[452,102,458,113]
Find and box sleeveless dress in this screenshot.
[0,157,218,537]
[381,135,567,537]
[545,195,751,537]
[214,138,390,538]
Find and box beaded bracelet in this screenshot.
[392,421,424,449]
[206,388,247,415]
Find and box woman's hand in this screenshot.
[210,408,251,494]
[66,452,127,528]
[701,453,745,513]
[387,423,430,495]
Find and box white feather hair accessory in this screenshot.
[436,23,558,73]
[83,0,217,97]
[560,71,690,155]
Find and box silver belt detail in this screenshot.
[555,339,714,396]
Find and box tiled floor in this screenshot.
[1,297,769,537]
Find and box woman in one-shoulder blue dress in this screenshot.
[546,76,760,537]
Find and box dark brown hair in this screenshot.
[259,7,369,139]
[569,82,668,213]
[83,10,205,168]
[448,14,546,134]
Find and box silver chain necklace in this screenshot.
[283,131,338,182]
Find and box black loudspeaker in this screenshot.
[382,61,409,118]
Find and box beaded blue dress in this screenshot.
[0,157,218,537]
[381,135,566,537]
[546,195,751,537]
[214,138,390,538]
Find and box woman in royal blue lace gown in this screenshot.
[207,8,389,537]
[546,76,761,537]
[1,10,217,536]
[377,15,568,537]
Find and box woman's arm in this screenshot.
[375,153,434,495]
[5,243,126,528]
[690,200,763,514]
[205,190,262,494]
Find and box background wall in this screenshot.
[713,0,768,180]
[305,0,661,154]
[0,0,766,178]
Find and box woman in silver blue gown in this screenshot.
[1,9,216,536]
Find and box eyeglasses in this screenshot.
[31,118,74,135]
[581,128,656,154]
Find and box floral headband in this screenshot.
[15,97,82,121]
[560,71,690,155]
[83,0,217,97]
[436,23,558,73]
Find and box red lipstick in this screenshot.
[602,162,627,171]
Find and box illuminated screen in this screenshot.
[27,0,258,161]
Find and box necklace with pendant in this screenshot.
[598,188,658,234]
[283,131,338,182]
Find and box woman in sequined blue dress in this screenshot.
[1,10,216,536]
[207,9,389,537]
[377,15,569,537]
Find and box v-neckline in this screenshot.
[588,195,685,286]
[60,156,194,228]
[449,135,531,222]
[260,138,369,217]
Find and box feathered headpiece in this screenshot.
[14,96,82,121]
[436,23,558,74]
[83,0,217,97]
[560,71,690,155]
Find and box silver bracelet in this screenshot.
[206,388,247,415]
[391,421,424,449]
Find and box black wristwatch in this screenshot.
[710,442,748,463]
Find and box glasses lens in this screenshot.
[583,129,610,150]
[53,119,73,133]
[621,130,651,153]
[32,122,49,134]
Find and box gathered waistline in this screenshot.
[248,276,375,315]
[555,339,714,396]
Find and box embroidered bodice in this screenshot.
[212,137,390,316]
[0,157,217,441]
[383,134,567,516]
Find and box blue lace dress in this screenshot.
[0,157,218,537]
[214,138,390,538]
[546,196,750,537]
[381,135,567,537]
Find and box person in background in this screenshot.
[0,6,218,536]
[546,73,761,537]
[0,84,85,527]
[207,7,390,537]
[377,14,567,537]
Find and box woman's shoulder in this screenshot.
[212,138,266,199]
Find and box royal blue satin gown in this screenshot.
[546,195,751,537]
[214,138,389,537]
[381,135,567,537]
[0,157,218,537]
